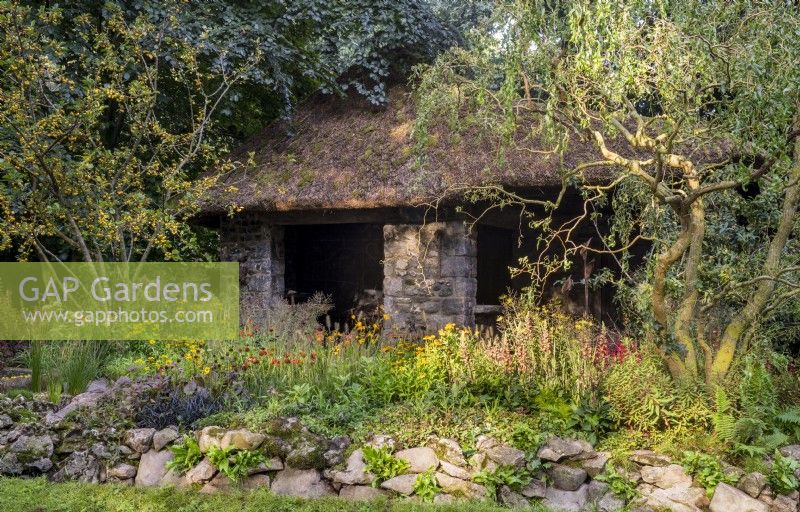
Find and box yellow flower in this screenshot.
[202,367,211,375]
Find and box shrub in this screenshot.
[495,300,607,401]
[136,386,224,429]
[603,346,712,434]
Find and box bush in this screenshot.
[603,346,712,434]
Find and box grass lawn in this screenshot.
[0,478,548,512]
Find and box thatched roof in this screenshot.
[201,88,725,214]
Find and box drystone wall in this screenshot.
[2,384,800,511]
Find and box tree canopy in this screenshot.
[415,0,800,383]
[0,0,486,262]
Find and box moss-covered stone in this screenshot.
[285,435,327,470]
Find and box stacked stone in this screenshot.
[383,221,477,331]
[7,385,800,510]
[219,213,285,325]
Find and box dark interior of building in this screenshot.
[476,225,516,305]
[283,223,384,323]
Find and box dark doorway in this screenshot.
[476,225,515,305]
[284,223,384,322]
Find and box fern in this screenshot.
[776,408,800,441]
[166,435,202,474]
[762,432,790,452]
[734,417,767,445]
[738,356,777,419]
[733,443,767,458]
[712,387,736,443]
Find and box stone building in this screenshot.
[199,88,615,331]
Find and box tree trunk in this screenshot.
[711,118,800,382]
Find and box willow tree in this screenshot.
[415,0,800,384]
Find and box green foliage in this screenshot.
[739,357,779,419]
[415,0,800,385]
[412,469,441,503]
[712,387,736,444]
[595,466,638,503]
[27,341,43,392]
[680,451,737,497]
[569,399,613,445]
[723,356,798,458]
[768,451,800,495]
[472,466,531,500]
[510,423,547,454]
[318,0,489,105]
[166,436,203,475]
[775,408,800,441]
[24,341,112,395]
[362,446,410,486]
[603,351,681,432]
[207,446,266,483]
[46,382,62,406]
[0,477,513,512]
[0,1,246,262]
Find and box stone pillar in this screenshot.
[383,221,477,332]
[219,213,284,326]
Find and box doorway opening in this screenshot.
[283,223,384,325]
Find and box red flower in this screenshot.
[291,359,301,365]
[270,358,280,366]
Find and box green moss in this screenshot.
[359,147,374,161]
[297,168,315,188]
[8,407,37,425]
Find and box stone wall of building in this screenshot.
[383,221,477,332]
[219,213,285,325]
